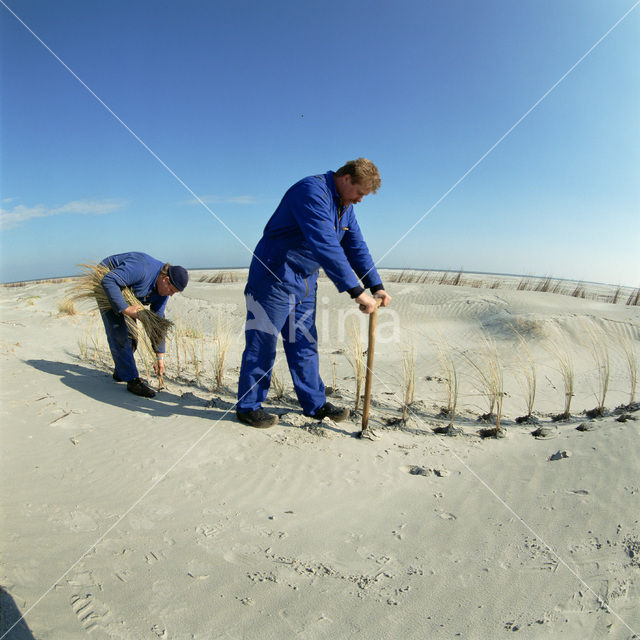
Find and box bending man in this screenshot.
[237,158,391,428]
[99,252,188,398]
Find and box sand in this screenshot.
[1,270,639,639]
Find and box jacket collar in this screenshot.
[326,171,341,205]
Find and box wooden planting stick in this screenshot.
[360,299,382,436]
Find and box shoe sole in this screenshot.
[236,415,279,429]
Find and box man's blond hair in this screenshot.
[335,158,381,193]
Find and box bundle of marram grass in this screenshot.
[69,263,173,357]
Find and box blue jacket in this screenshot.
[247,171,381,299]
[100,252,168,316]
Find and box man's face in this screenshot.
[157,275,179,297]
[339,175,371,206]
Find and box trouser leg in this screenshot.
[281,294,325,415]
[100,309,139,382]
[237,290,289,412]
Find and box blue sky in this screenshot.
[1,0,639,286]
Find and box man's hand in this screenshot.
[355,292,379,314]
[122,305,144,319]
[154,356,165,376]
[373,289,392,307]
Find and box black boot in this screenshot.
[306,402,350,422]
[236,409,279,428]
[127,377,156,398]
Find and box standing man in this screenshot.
[99,252,188,398]
[237,158,391,428]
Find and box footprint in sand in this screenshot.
[66,570,95,587]
[70,593,110,633]
[145,550,164,564]
[392,524,407,540]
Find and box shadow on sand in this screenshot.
[25,359,359,437]
[24,359,232,422]
[0,586,36,640]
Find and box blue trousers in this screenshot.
[237,287,325,415]
[100,309,139,382]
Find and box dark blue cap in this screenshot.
[167,265,188,291]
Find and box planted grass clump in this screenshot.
[169,319,206,386]
[191,342,203,386]
[583,322,610,419]
[211,317,231,391]
[19,295,40,306]
[77,317,108,364]
[517,275,567,296]
[400,348,416,422]
[70,263,173,360]
[198,272,238,284]
[1,276,76,288]
[346,320,365,411]
[384,270,626,307]
[432,334,461,436]
[386,270,437,284]
[547,330,575,421]
[463,333,505,438]
[570,283,586,299]
[270,366,287,400]
[330,355,338,394]
[439,269,464,287]
[627,288,640,306]
[614,325,638,409]
[535,277,553,293]
[57,297,77,316]
[513,330,538,424]
[172,329,183,379]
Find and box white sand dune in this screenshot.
[1,271,639,639]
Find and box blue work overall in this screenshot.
[99,252,168,382]
[237,171,382,415]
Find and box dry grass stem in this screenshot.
[401,348,416,421]
[331,355,338,391]
[191,343,202,385]
[211,317,231,391]
[433,335,459,427]
[57,298,77,316]
[462,333,504,432]
[614,325,638,406]
[174,334,182,378]
[271,366,286,400]
[547,330,575,420]
[346,320,365,411]
[197,272,237,283]
[584,322,610,416]
[380,270,631,306]
[627,288,640,306]
[512,329,537,420]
